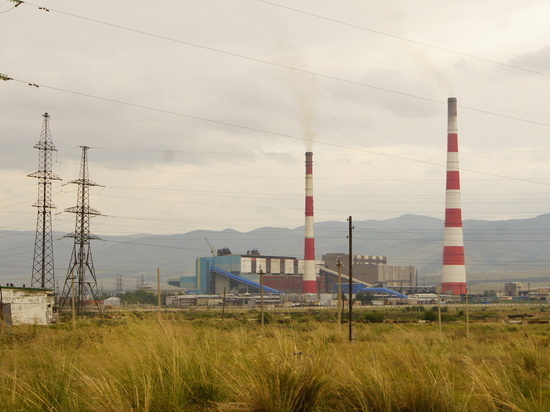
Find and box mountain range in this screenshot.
[2,214,550,289]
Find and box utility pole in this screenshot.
[59,146,102,315]
[222,287,226,322]
[157,268,161,321]
[437,283,442,335]
[0,284,4,332]
[260,266,265,327]
[336,257,343,326]
[466,283,470,338]
[29,113,61,290]
[71,275,76,328]
[347,216,354,341]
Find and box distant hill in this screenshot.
[2,214,550,289]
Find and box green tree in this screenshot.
[120,289,159,305]
[355,292,374,305]
[362,311,385,322]
[422,310,437,321]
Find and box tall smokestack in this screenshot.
[303,151,317,293]
[441,97,467,295]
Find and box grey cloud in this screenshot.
[509,45,550,72]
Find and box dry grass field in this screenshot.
[0,307,549,411]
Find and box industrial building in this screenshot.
[0,286,55,325]
[322,253,416,288]
[505,282,522,297]
[167,294,281,307]
[189,249,325,294]
[180,247,416,299]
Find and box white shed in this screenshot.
[0,286,55,325]
[103,296,121,306]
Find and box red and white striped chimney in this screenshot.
[441,97,467,295]
[302,151,317,294]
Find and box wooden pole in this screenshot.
[71,273,76,329]
[466,283,470,337]
[222,287,226,322]
[157,268,161,321]
[348,216,354,342]
[0,285,4,333]
[260,266,264,327]
[437,283,442,335]
[336,257,343,326]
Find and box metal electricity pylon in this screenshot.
[28,113,62,290]
[115,274,123,295]
[59,146,102,314]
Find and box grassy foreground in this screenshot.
[0,314,549,411]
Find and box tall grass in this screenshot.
[227,327,330,412]
[0,316,548,411]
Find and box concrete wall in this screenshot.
[1,287,55,325]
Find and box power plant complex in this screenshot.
[189,250,415,297]
[179,98,465,299]
[3,97,471,324]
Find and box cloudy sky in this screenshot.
[1,0,549,239]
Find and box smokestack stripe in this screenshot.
[441,98,467,295]
[303,151,317,294]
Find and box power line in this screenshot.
[53,160,527,183]
[0,1,19,14]
[9,3,550,125]
[3,75,550,189]
[1,6,548,189]
[22,0,550,80]
[256,0,550,77]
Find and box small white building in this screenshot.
[103,296,121,307]
[1,286,55,325]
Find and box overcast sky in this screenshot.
[1,0,549,240]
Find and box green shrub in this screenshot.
[362,311,385,322]
[422,310,438,321]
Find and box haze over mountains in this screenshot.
[2,214,550,290]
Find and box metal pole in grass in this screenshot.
[260,266,264,327]
[466,283,470,337]
[0,284,3,332]
[222,287,226,322]
[437,283,442,335]
[71,273,76,328]
[347,216,354,341]
[157,268,161,321]
[336,257,343,326]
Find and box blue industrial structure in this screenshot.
[339,283,408,299]
[210,266,282,294]
[193,255,244,292]
[183,252,411,299]
[187,253,301,294]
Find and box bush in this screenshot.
[362,311,385,322]
[258,312,275,324]
[422,310,438,321]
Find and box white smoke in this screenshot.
[275,39,319,152]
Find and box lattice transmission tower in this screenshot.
[115,274,123,295]
[59,146,102,314]
[29,113,62,290]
